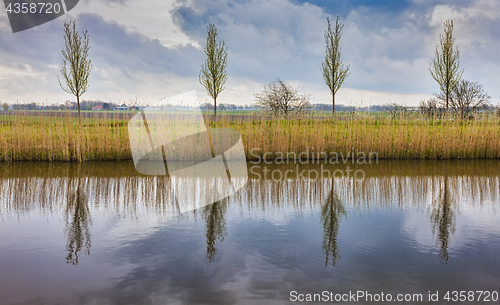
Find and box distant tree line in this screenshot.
[199,103,261,111]
[2,100,122,111]
[13,100,482,114]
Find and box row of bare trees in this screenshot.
[58,17,492,122]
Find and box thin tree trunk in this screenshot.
[77,95,81,124]
[446,92,449,113]
[214,96,217,118]
[332,93,335,117]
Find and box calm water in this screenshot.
[0,161,499,305]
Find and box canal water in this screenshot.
[0,161,499,304]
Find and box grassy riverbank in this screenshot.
[1,111,499,161]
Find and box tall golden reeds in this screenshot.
[0,110,130,162]
[1,110,499,162]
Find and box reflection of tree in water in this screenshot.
[430,176,456,264]
[322,184,347,267]
[203,200,228,262]
[65,178,92,265]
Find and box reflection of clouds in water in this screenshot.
[219,253,290,301]
[401,213,436,253]
[402,208,500,255]
[99,216,166,250]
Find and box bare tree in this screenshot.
[429,20,463,113]
[58,20,92,124]
[254,78,311,118]
[385,102,413,120]
[322,16,350,117]
[448,80,491,120]
[419,97,442,119]
[200,24,228,117]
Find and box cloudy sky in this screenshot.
[0,0,499,106]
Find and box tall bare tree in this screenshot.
[448,79,491,120]
[429,20,463,113]
[254,78,311,118]
[200,24,228,117]
[58,20,92,124]
[322,16,350,117]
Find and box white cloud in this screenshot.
[70,0,198,48]
[0,63,45,80]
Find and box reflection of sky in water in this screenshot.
[0,162,499,305]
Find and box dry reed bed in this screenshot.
[237,118,500,160]
[1,112,499,161]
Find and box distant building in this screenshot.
[92,106,103,111]
[116,104,129,111]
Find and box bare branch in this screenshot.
[449,80,491,120]
[254,78,311,118]
[419,97,443,119]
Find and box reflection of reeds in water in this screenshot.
[0,166,498,263]
[1,173,497,219]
